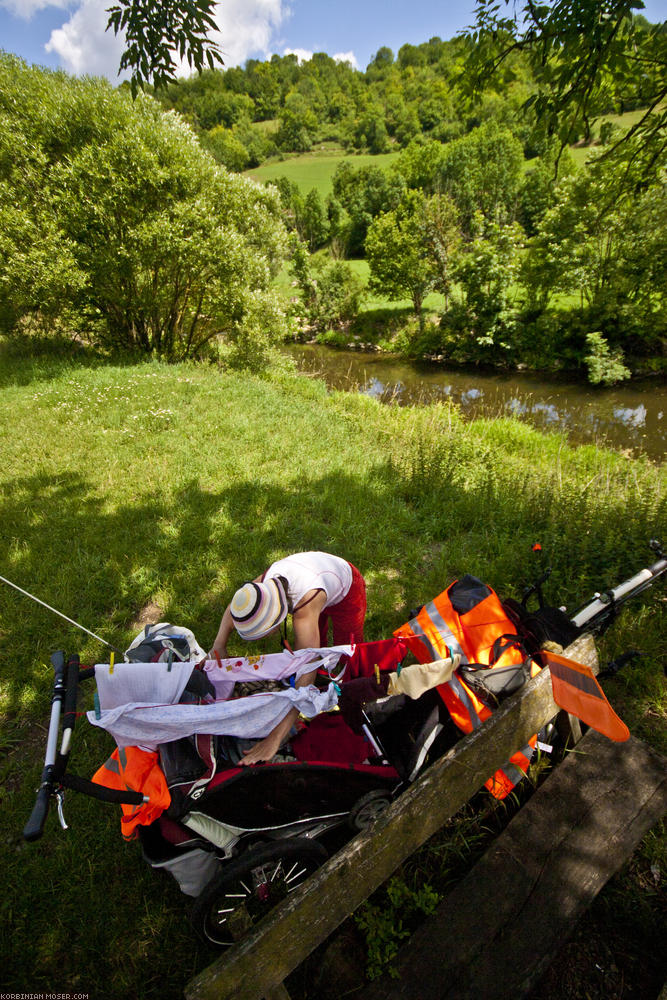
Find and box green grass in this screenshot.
[344,258,444,313]
[246,107,654,197]
[1,342,664,998]
[245,150,401,199]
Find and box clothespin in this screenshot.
[167,649,173,672]
[94,691,101,720]
[109,651,115,676]
[374,664,380,685]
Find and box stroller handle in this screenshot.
[570,543,667,635]
[23,651,68,841]
[23,651,144,842]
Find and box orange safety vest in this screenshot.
[93,746,171,840]
[394,575,540,799]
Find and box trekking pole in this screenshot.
[0,574,127,659]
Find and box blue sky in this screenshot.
[0,0,665,82]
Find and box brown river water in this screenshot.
[285,344,666,462]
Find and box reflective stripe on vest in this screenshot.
[394,578,540,799]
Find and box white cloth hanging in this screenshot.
[88,645,352,749]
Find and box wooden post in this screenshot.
[184,636,597,1000]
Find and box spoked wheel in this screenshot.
[191,838,328,947]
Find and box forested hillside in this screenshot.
[142,18,667,379]
[1,13,665,379]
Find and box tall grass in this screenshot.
[0,344,664,998]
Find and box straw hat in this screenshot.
[230,578,288,640]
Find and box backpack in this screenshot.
[124,622,207,663]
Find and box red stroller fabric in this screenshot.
[342,637,409,679]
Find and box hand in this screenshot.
[208,645,228,660]
[239,732,283,766]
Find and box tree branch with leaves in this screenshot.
[464,1,667,189]
[106,0,224,96]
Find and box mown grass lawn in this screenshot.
[1,342,664,999]
[244,149,401,199]
[244,107,649,198]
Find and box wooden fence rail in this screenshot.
[185,635,598,1000]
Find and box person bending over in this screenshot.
[210,551,367,766]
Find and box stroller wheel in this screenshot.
[348,789,392,831]
[191,837,328,947]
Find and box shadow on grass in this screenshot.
[1,456,663,720]
[0,335,144,389]
[0,460,664,1000]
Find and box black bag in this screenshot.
[502,599,579,654]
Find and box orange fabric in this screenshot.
[542,650,630,742]
[93,746,171,840]
[395,580,540,799]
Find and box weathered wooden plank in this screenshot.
[359,728,667,1000]
[184,636,597,1000]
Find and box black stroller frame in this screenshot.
[23,540,666,947]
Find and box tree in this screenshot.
[522,162,666,350]
[332,162,405,256]
[467,2,667,186]
[289,240,365,334]
[0,57,290,364]
[437,120,525,235]
[422,194,461,309]
[106,0,224,96]
[365,191,438,320]
[517,159,559,236]
[276,93,318,151]
[300,189,330,252]
[200,126,250,171]
[442,216,524,361]
[395,138,446,194]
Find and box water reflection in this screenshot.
[284,344,666,461]
[613,404,646,429]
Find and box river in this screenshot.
[284,344,666,462]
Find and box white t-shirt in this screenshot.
[264,552,353,611]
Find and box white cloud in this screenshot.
[333,50,358,69]
[283,46,313,64]
[0,0,71,16]
[45,0,126,78]
[280,47,359,70]
[36,0,290,79]
[210,0,288,68]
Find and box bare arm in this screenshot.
[210,575,264,657]
[240,667,318,765]
[291,589,328,649]
[210,604,234,658]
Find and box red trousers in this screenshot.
[318,563,366,646]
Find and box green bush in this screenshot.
[355,877,440,980]
[585,331,631,385]
[0,56,290,364]
[291,248,366,334]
